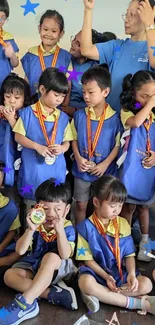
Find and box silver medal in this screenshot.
[45,154,56,165]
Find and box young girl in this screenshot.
[0,73,31,186]
[76,175,154,315]
[118,70,155,262]
[13,67,73,200]
[0,0,19,89]
[21,9,72,96]
[0,161,21,268]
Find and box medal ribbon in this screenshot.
[36,101,58,146]
[38,225,57,243]
[38,45,60,71]
[143,114,152,153]
[87,104,108,160]
[92,212,123,280]
[0,28,6,47]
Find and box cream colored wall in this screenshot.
[6,0,129,76]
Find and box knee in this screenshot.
[138,276,152,294]
[125,204,136,214]
[4,269,14,286]
[138,205,148,215]
[41,253,61,270]
[78,275,95,295]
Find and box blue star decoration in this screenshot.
[20,184,33,195]
[59,66,83,81]
[21,0,40,16]
[150,46,155,57]
[2,166,13,174]
[54,179,61,187]
[143,240,155,254]
[77,246,88,256]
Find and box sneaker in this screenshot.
[0,293,39,325]
[137,240,152,262]
[48,280,78,310]
[81,291,100,313]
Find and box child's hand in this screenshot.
[2,106,16,122]
[142,151,155,168]
[35,143,53,157]
[90,161,108,177]
[77,157,90,172]
[4,42,15,59]
[51,208,64,234]
[83,0,95,10]
[127,274,139,292]
[26,209,41,231]
[106,275,119,292]
[49,144,63,155]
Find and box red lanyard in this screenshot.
[38,45,60,71]
[87,105,107,159]
[38,225,57,243]
[143,114,152,153]
[92,213,123,280]
[0,28,6,47]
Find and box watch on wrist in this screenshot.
[146,24,155,31]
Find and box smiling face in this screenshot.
[123,0,144,36]
[70,31,83,59]
[0,11,7,29]
[39,17,64,49]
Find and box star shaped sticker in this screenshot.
[67,69,83,81]
[59,66,67,73]
[20,184,33,195]
[135,102,141,109]
[2,166,13,174]
[54,179,61,187]
[77,246,88,256]
[21,0,40,16]
[150,46,155,56]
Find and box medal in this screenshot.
[87,104,107,167]
[142,114,152,169]
[38,45,60,71]
[45,154,56,165]
[31,207,46,225]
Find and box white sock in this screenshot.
[141,234,149,243]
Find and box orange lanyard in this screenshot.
[143,114,152,153]
[87,104,107,160]
[92,213,123,280]
[36,101,58,146]
[38,225,57,243]
[38,45,60,71]
[0,28,6,47]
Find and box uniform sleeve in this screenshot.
[121,109,134,129]
[13,117,26,136]
[63,122,74,142]
[21,53,30,79]
[64,222,76,257]
[115,131,120,146]
[10,39,19,53]
[9,215,21,231]
[71,119,77,140]
[95,40,118,65]
[76,234,93,261]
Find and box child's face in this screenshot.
[135,82,155,108]
[93,197,123,220]
[39,200,70,229]
[82,81,110,108]
[4,91,24,111]
[70,32,82,58]
[39,18,64,49]
[0,11,7,29]
[40,87,66,108]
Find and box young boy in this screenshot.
[0,179,78,325]
[0,161,20,267]
[71,66,121,223]
[76,175,154,315]
[0,0,19,88]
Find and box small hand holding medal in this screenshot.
[142,151,155,168]
[77,156,91,173]
[27,204,46,231]
[48,144,64,156]
[89,160,109,177]
[1,106,16,122]
[106,275,119,293]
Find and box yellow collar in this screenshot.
[32,100,60,120]
[85,105,116,121]
[0,193,9,208]
[40,43,57,55]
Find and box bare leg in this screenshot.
[120,203,136,225]
[138,205,149,235]
[75,201,88,224]
[4,268,34,292]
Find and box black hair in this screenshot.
[39,67,69,94]
[81,66,111,90]
[35,178,71,205]
[0,0,9,18]
[92,30,116,44]
[120,70,155,114]
[0,160,5,171]
[39,9,64,32]
[102,32,117,42]
[93,175,127,204]
[0,73,31,107]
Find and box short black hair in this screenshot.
[1,73,31,107]
[0,0,9,17]
[39,67,69,94]
[93,175,127,204]
[35,178,71,205]
[81,66,111,90]
[39,9,64,32]
[0,160,5,171]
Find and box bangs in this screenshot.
[4,80,24,96]
[48,82,69,95]
[105,190,127,204]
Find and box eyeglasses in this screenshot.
[0,17,8,23]
[122,12,137,21]
[70,36,80,47]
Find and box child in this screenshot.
[0,161,20,267]
[13,67,73,200]
[0,73,31,186]
[71,66,121,223]
[0,0,19,89]
[21,9,72,96]
[118,70,155,262]
[76,175,154,314]
[1,179,78,324]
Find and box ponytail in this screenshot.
[120,74,135,111]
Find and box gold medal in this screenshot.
[142,156,152,169]
[31,207,46,224]
[45,154,56,165]
[86,160,96,173]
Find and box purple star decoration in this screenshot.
[54,179,61,187]
[20,184,33,195]
[134,102,141,109]
[2,166,13,174]
[59,66,83,81]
